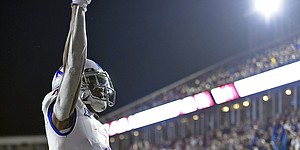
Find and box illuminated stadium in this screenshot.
[2,33,299,149]
[102,33,300,149]
[2,0,300,149]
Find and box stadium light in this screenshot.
[193,115,199,121]
[254,0,282,20]
[222,106,230,112]
[110,137,115,143]
[262,95,269,101]
[156,125,162,130]
[133,131,139,137]
[242,100,250,107]
[233,103,240,110]
[285,89,292,96]
[119,134,125,140]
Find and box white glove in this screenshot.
[72,0,92,9]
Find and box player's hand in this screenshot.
[72,0,92,8]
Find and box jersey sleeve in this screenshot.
[42,90,77,136]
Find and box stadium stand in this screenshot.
[0,135,48,150]
[130,107,300,150]
[126,108,300,150]
[101,33,300,123]
[106,34,300,149]
[1,33,300,150]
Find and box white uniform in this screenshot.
[42,90,111,150]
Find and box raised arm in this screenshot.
[52,3,90,130]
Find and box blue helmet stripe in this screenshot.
[55,70,64,78]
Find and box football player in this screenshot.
[42,0,116,149]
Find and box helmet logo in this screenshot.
[55,70,64,79]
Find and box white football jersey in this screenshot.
[42,90,111,150]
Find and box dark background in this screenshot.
[1,0,300,136]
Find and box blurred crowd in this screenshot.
[126,36,300,150]
[130,36,300,115]
[4,107,300,150]
[128,110,300,150]
[0,144,47,150]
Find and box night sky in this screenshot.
[1,0,300,136]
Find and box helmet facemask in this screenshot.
[80,68,116,112]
